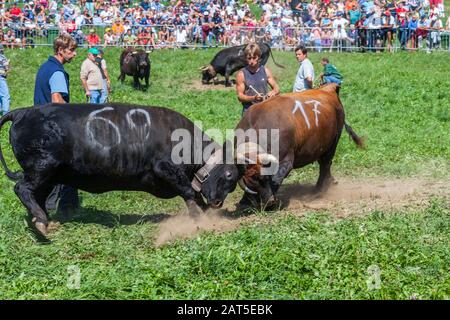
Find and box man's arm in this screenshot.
[265,66,280,98]
[49,71,69,103]
[305,65,314,89]
[51,92,66,103]
[236,70,263,104]
[80,62,90,96]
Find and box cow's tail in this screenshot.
[268,45,285,69]
[344,122,364,148]
[0,111,23,181]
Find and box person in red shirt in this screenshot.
[9,3,22,22]
[87,29,100,47]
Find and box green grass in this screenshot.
[0,47,449,299]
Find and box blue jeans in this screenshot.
[324,76,342,85]
[100,79,108,104]
[89,89,102,104]
[0,76,10,115]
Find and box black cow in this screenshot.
[0,104,241,236]
[200,42,285,87]
[118,49,151,90]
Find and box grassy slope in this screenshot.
[0,47,449,299]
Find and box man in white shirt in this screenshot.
[293,45,314,92]
[176,26,188,49]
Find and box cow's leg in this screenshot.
[153,160,202,216]
[133,75,140,89]
[14,179,50,235]
[145,72,150,89]
[270,157,294,195]
[224,66,232,87]
[316,138,340,193]
[118,71,125,84]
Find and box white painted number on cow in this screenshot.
[86,107,122,150]
[86,107,152,150]
[126,108,151,139]
[305,100,321,127]
[292,100,322,129]
[292,100,311,129]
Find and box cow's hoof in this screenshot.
[34,222,48,236]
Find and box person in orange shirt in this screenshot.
[111,19,125,37]
[345,0,357,13]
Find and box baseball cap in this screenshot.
[88,47,99,55]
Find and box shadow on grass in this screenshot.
[52,207,171,228]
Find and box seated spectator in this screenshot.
[103,27,116,47]
[123,29,137,47]
[74,30,86,47]
[87,29,101,48]
[112,19,125,37]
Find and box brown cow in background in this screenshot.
[235,83,364,209]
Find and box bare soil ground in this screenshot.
[184,79,236,91]
[155,177,450,246]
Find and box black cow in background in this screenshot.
[200,42,285,87]
[0,104,242,237]
[119,49,151,90]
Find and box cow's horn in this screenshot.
[208,65,217,77]
[146,50,152,54]
[257,153,279,165]
[132,51,137,54]
[236,152,257,165]
[238,178,258,195]
[199,65,208,71]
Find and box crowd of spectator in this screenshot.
[0,0,449,52]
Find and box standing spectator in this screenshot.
[0,44,10,116]
[319,57,343,85]
[85,0,95,16]
[293,45,314,92]
[96,48,111,104]
[235,43,280,114]
[80,47,103,104]
[382,10,395,52]
[33,34,79,214]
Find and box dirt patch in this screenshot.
[185,79,236,91]
[154,177,449,246]
[154,211,238,247]
[277,177,449,219]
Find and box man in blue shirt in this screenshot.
[0,44,10,116]
[34,34,79,214]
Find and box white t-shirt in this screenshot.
[293,58,314,92]
[176,29,187,43]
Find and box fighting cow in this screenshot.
[234,83,364,208]
[200,42,285,87]
[119,49,151,90]
[0,104,241,236]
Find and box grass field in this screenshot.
[0,47,449,299]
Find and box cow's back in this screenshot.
[9,104,196,193]
[237,86,343,168]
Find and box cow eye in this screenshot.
[225,171,233,179]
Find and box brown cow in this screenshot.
[235,83,364,208]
